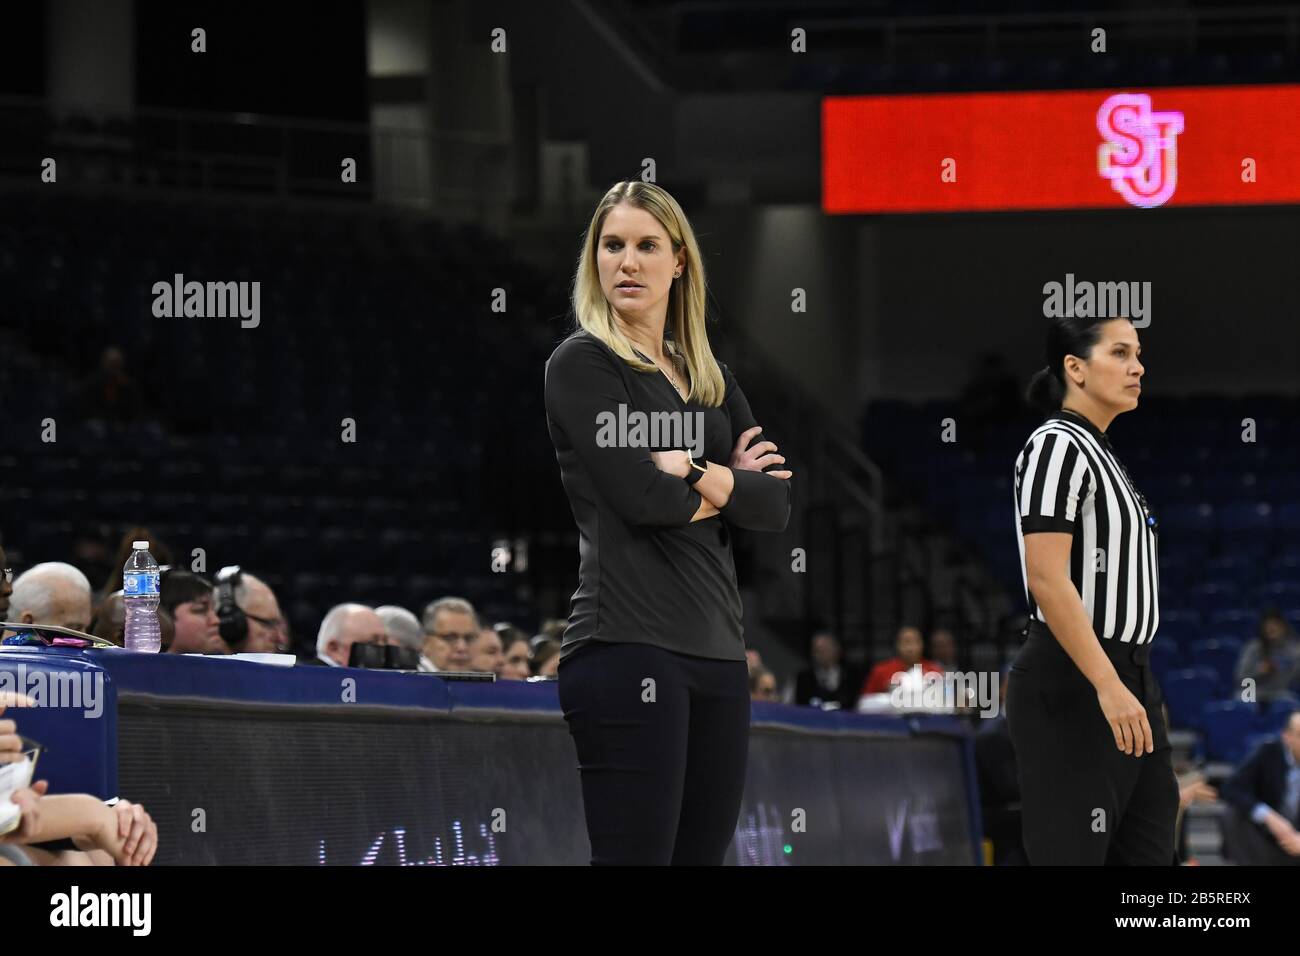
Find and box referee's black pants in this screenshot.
[557,639,751,865]
[1008,620,1180,865]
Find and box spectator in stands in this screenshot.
[89,591,125,647]
[8,562,93,633]
[792,631,863,709]
[376,605,423,659]
[1219,709,1300,865]
[930,628,959,671]
[0,783,158,866]
[310,603,389,667]
[419,597,479,673]
[0,694,158,866]
[0,539,12,624]
[532,637,561,678]
[1234,609,1300,703]
[750,666,778,702]
[220,572,288,654]
[538,618,568,643]
[472,625,504,674]
[160,570,228,655]
[79,345,142,425]
[496,624,531,681]
[860,625,945,697]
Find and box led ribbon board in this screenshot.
[823,84,1300,213]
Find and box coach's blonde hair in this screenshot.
[572,181,725,407]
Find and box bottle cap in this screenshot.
[133,540,149,549]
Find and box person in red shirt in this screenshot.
[861,625,945,696]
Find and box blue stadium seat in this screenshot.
[1148,639,1183,683]
[1156,619,1204,648]
[1162,503,1213,533]
[1163,668,1220,730]
[1276,503,1300,532]
[1240,732,1276,760]
[1206,608,1254,631]
[1200,700,1258,763]
[1255,695,1300,733]
[1188,638,1243,692]
[1217,501,1274,536]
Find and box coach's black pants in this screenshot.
[558,640,751,865]
[1007,621,1180,865]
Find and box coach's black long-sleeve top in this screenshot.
[544,330,791,663]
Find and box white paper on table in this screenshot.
[0,756,35,836]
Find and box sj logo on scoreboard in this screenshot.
[1097,93,1185,209]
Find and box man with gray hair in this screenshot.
[420,596,479,673]
[8,562,93,633]
[309,603,388,667]
[376,605,422,653]
[223,571,288,655]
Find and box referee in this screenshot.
[1008,314,1179,865]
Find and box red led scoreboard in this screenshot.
[823,84,1300,213]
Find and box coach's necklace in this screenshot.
[635,346,685,398]
[661,362,685,397]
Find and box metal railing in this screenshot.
[0,95,511,217]
[653,3,1300,56]
[814,5,1300,60]
[719,324,945,655]
[606,3,1300,93]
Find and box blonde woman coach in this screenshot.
[543,181,792,865]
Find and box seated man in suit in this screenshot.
[791,632,862,709]
[1220,709,1300,865]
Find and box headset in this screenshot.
[214,565,248,649]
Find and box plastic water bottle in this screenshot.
[123,540,162,653]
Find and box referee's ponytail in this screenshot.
[1024,365,1064,414]
[1026,315,1128,414]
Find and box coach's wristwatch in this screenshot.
[684,451,709,485]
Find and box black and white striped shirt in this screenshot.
[1013,408,1160,646]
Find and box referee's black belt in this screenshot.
[1024,617,1153,668]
